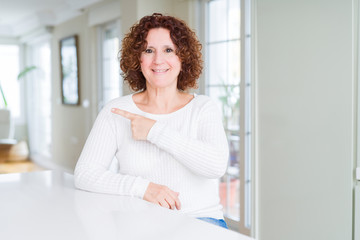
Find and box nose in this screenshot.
[153,51,164,65]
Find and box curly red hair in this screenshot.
[119,13,203,92]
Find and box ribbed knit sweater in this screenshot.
[74,94,229,219]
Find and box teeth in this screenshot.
[153,69,168,72]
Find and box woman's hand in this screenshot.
[111,108,156,140]
[143,182,181,210]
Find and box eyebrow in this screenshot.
[146,44,175,49]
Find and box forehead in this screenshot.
[146,28,175,46]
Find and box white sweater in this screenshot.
[74,94,229,219]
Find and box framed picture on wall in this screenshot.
[59,35,80,105]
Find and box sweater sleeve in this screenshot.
[74,105,150,198]
[146,99,229,179]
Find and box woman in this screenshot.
[74,13,229,228]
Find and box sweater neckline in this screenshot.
[129,93,197,118]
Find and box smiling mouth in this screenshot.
[152,69,169,73]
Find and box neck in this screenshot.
[141,88,182,113]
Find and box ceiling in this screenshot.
[0,0,103,37]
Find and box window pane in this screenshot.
[103,31,118,58]
[102,61,120,88]
[228,40,241,85]
[229,0,241,39]
[105,27,117,40]
[27,42,52,157]
[110,55,120,88]
[208,40,240,86]
[229,133,240,168]
[209,85,240,131]
[100,23,121,109]
[219,174,240,220]
[102,60,111,88]
[225,85,240,130]
[0,45,20,117]
[103,40,111,59]
[208,86,225,121]
[208,0,228,43]
[207,0,242,223]
[208,42,227,85]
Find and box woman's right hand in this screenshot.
[143,182,181,210]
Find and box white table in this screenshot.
[0,170,254,240]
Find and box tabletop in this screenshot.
[0,170,254,240]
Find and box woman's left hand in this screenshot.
[111,108,156,140]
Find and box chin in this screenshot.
[147,80,177,89]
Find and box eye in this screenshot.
[144,49,153,53]
[165,48,173,53]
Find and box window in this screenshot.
[98,21,122,112]
[203,0,252,235]
[26,41,52,158]
[0,45,20,121]
[98,21,122,172]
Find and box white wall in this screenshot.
[51,14,92,171]
[255,0,353,239]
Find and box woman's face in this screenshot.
[140,28,181,90]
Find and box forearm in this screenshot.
[147,122,229,179]
[74,162,149,198]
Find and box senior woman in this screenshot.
[74,13,229,228]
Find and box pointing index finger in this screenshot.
[111,108,137,120]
